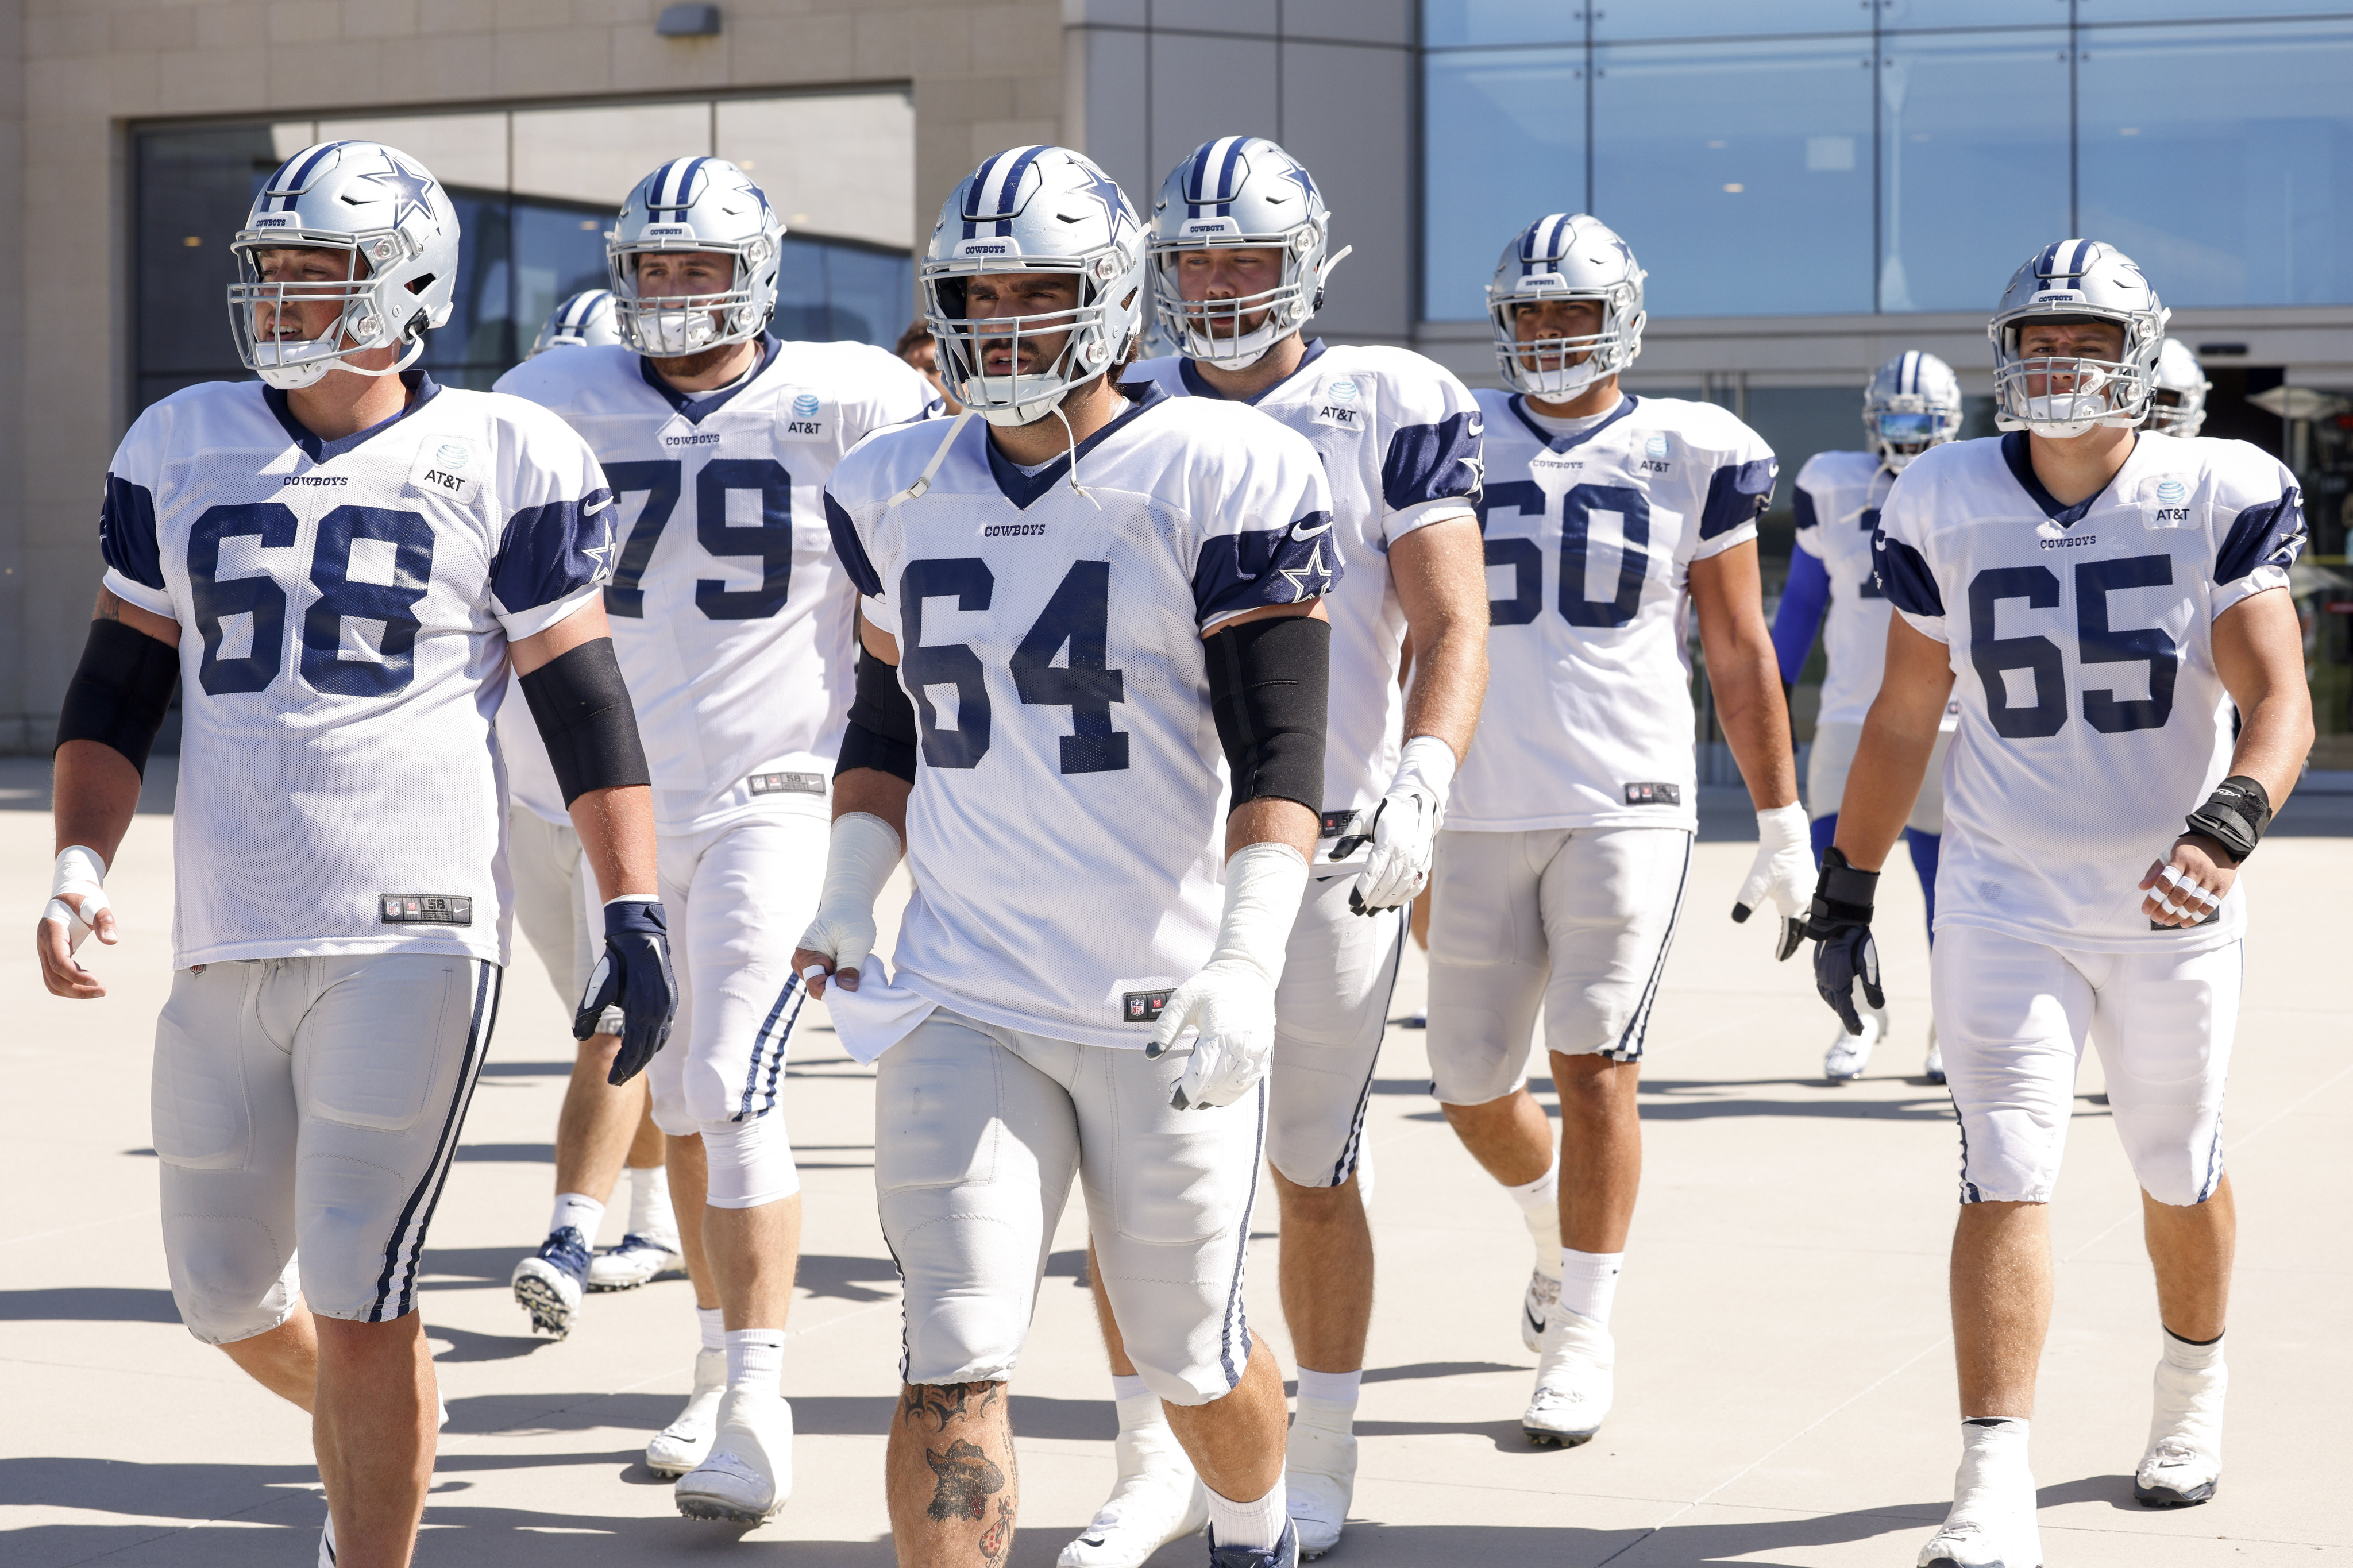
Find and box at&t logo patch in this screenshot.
[781,391,828,439]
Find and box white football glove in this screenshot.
[793,812,902,995]
[1148,841,1310,1110]
[1350,735,1457,916]
[1732,802,1812,961]
[42,845,110,955]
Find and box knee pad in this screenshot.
[164,1216,300,1346]
[2113,1103,2227,1208]
[697,1113,800,1208]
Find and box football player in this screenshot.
[497,289,682,1331]
[496,157,937,1523]
[1772,352,1963,1083]
[801,144,1338,1568]
[1808,240,2309,1566]
[1062,135,1488,1565]
[37,141,673,1568]
[2147,337,2211,437]
[1430,214,1806,1450]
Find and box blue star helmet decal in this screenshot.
[1284,163,1318,202]
[360,151,441,234]
[1075,163,1136,245]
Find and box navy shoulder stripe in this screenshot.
[99,474,165,591]
[1700,457,1776,540]
[1872,526,1945,617]
[826,491,885,598]
[2215,489,2306,585]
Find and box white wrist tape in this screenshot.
[1208,840,1311,987]
[44,844,110,952]
[797,812,903,977]
[1390,735,1459,814]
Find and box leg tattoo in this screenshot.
[904,1380,1002,1432]
[924,1438,1006,1521]
[978,1494,1015,1565]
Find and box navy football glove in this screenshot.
[577,897,677,1086]
[1805,848,1884,1036]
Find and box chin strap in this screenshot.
[1048,401,1100,509]
[885,408,975,508]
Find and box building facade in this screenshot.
[3,0,2348,763]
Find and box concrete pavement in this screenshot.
[3,763,2347,1566]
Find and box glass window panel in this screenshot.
[1878,36,2069,311]
[1423,0,1580,48]
[1876,0,2067,28]
[313,113,508,194]
[2080,0,2353,17]
[137,126,280,379]
[1422,47,1586,321]
[1591,1,1870,40]
[1591,38,1873,316]
[512,199,616,348]
[2080,21,2353,308]
[512,102,710,210]
[271,123,318,160]
[416,188,514,384]
[774,237,915,347]
[718,92,915,250]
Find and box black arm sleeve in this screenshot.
[835,643,918,783]
[1205,612,1329,816]
[519,637,652,807]
[55,619,180,777]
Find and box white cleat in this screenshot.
[2136,1354,2225,1507]
[1917,1501,2042,1568]
[1522,1310,1613,1447]
[1924,1022,1946,1085]
[676,1388,794,1523]
[1284,1414,1356,1559]
[646,1347,727,1478]
[1824,1005,1888,1082]
[1521,1268,1560,1353]
[588,1231,685,1292]
[1056,1419,1209,1568]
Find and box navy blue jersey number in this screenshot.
[1475,479,1650,628]
[1968,554,2177,739]
[601,457,796,621]
[901,557,1131,774]
[187,503,437,698]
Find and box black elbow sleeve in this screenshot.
[55,619,180,777]
[519,637,651,806]
[836,644,917,783]
[1206,613,1329,815]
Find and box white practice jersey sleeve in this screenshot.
[1123,342,1482,855]
[825,387,1337,1048]
[98,376,616,967]
[1793,449,1899,727]
[1448,392,1777,833]
[495,337,937,836]
[1874,431,2305,953]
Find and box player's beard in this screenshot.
[650,340,755,382]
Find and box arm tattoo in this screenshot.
[902,1380,1001,1432]
[923,1438,1006,1522]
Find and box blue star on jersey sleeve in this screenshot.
[1195,508,1341,625]
[1380,411,1485,515]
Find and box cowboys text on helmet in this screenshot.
[608,157,785,357]
[1147,136,1349,372]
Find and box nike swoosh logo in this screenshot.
[1291,517,1334,538]
[1525,1303,1545,1335]
[1079,1538,1105,1548]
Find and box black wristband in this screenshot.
[2184,774,2271,864]
[55,619,180,777]
[1810,845,1880,924]
[519,637,652,806]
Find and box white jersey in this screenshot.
[1876,431,2304,953]
[495,337,936,835]
[493,673,568,825]
[1449,392,1778,833]
[1792,449,1899,727]
[1122,342,1482,852]
[826,386,1337,1048]
[98,375,613,968]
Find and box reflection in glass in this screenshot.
[1878,37,2068,311]
[718,94,914,250]
[315,113,507,193]
[1877,0,2066,28]
[1592,40,1872,316]
[2079,21,2353,307]
[1422,0,1577,49]
[1422,48,1586,322]
[1589,1,1869,40]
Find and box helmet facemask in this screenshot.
[227,232,427,391]
[609,239,776,357]
[925,252,1137,427]
[1149,225,1329,371]
[1489,286,1641,403]
[1993,318,2155,438]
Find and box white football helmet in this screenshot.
[1862,351,1964,473]
[1148,136,1347,371]
[2146,338,2211,438]
[607,157,784,356]
[1989,239,2169,438]
[530,289,622,356]
[922,145,1147,428]
[228,141,459,390]
[1487,214,1646,402]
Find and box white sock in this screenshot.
[2162,1326,2224,1372]
[549,1192,604,1241]
[1294,1366,1361,1420]
[1951,1416,2031,1521]
[628,1163,676,1240]
[1557,1249,1623,1327]
[697,1306,726,1354]
[1205,1478,1287,1552]
[1504,1162,1562,1279]
[1113,1386,1162,1434]
[1110,1373,1151,1405]
[726,1328,785,1392]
